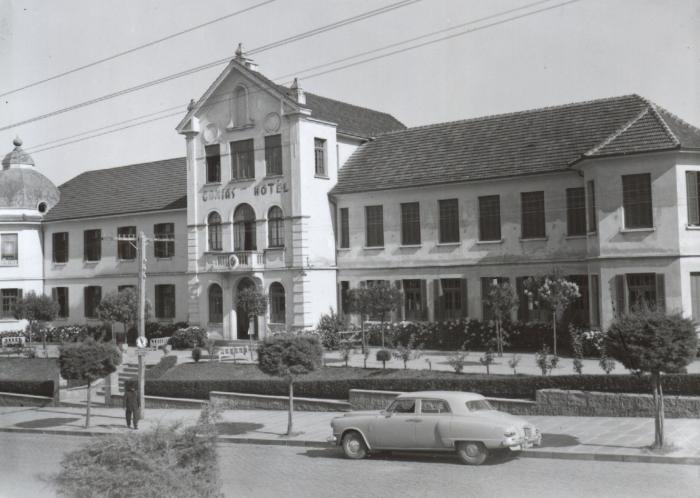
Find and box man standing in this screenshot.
[124,383,140,429]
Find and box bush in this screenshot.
[376,349,391,368]
[446,351,469,373]
[50,405,221,498]
[146,371,700,401]
[192,347,202,363]
[146,355,178,380]
[316,309,345,350]
[0,380,54,397]
[169,327,207,349]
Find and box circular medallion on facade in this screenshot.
[203,123,220,143]
[228,254,239,269]
[263,112,281,133]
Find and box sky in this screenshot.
[0,0,698,186]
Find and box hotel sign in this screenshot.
[202,180,289,202]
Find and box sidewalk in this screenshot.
[1,405,698,465]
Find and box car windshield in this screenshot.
[388,399,416,414]
[465,400,494,411]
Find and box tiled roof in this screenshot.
[331,95,700,195]
[44,157,186,221]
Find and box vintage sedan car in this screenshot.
[329,391,541,465]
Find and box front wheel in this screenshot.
[341,431,368,460]
[456,441,488,465]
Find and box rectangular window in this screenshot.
[566,187,586,236]
[155,284,176,319]
[231,139,255,179]
[84,286,101,319]
[117,226,136,260]
[478,195,501,241]
[403,279,425,321]
[0,289,21,318]
[0,233,18,265]
[521,191,545,239]
[265,134,283,176]
[339,208,349,248]
[481,277,509,320]
[590,274,600,328]
[438,199,460,243]
[400,202,421,245]
[686,171,700,226]
[437,278,467,320]
[587,180,597,233]
[626,273,663,311]
[691,274,700,324]
[567,274,590,325]
[622,173,653,228]
[340,281,350,316]
[154,223,175,258]
[365,205,384,247]
[516,276,550,322]
[83,229,101,262]
[52,232,68,263]
[314,138,326,177]
[205,144,221,183]
[52,287,69,318]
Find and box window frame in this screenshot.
[478,195,501,241]
[84,286,101,319]
[622,173,653,229]
[154,284,176,320]
[402,279,424,321]
[269,282,286,324]
[52,287,69,319]
[686,171,700,226]
[267,206,284,248]
[208,284,223,324]
[83,229,102,262]
[521,191,546,239]
[314,138,327,177]
[438,198,460,244]
[364,205,384,248]
[339,207,350,249]
[205,144,221,184]
[0,288,21,318]
[587,180,597,233]
[230,139,255,180]
[0,233,18,265]
[400,202,421,246]
[117,226,137,260]
[52,232,69,264]
[153,223,175,258]
[566,187,587,236]
[207,212,223,252]
[264,134,283,176]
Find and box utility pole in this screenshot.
[137,231,147,416]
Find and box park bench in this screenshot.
[1,336,25,348]
[217,345,255,362]
[338,329,362,346]
[149,337,170,350]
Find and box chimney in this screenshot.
[234,43,258,72]
[289,78,305,105]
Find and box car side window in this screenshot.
[421,399,451,414]
[387,399,416,414]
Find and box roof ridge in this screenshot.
[583,106,651,157]
[60,156,185,186]
[374,94,646,138]
[646,103,681,146]
[303,90,401,121]
[653,103,700,138]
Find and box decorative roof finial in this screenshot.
[235,43,244,60]
[13,136,22,147]
[288,77,305,104]
[187,99,195,112]
[291,78,300,90]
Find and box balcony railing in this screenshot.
[204,251,265,272]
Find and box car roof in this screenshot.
[396,391,486,402]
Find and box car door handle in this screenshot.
[406,418,422,422]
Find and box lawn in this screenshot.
[0,358,59,381]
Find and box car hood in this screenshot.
[334,410,382,419]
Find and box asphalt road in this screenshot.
[1,433,699,498]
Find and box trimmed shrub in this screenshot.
[169,327,207,349]
[0,380,54,397]
[316,309,345,350]
[376,349,391,368]
[146,371,700,401]
[145,355,178,380]
[192,347,202,363]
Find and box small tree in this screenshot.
[508,354,521,375]
[96,288,148,344]
[257,335,323,435]
[316,308,345,350]
[13,291,59,349]
[376,349,391,369]
[59,338,121,427]
[525,270,580,356]
[338,340,354,367]
[203,338,217,361]
[236,286,268,358]
[483,281,518,357]
[605,309,697,449]
[446,351,469,373]
[192,347,202,363]
[570,325,585,375]
[535,345,558,376]
[347,284,402,352]
[479,349,495,375]
[392,334,422,369]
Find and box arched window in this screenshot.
[233,204,256,251]
[267,206,284,248]
[234,85,248,127]
[207,212,222,251]
[269,282,286,324]
[208,284,223,324]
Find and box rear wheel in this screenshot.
[456,441,488,465]
[342,431,368,460]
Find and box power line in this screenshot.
[0,0,421,132]
[26,0,582,155]
[0,0,278,98]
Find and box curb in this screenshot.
[1,427,697,464]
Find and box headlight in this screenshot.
[504,429,517,438]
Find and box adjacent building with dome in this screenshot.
[3,49,700,337]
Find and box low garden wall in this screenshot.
[210,391,351,412]
[107,394,206,409]
[0,392,56,407]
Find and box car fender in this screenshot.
[446,419,508,449]
[435,418,454,447]
[339,426,373,451]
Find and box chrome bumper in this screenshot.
[327,435,338,445]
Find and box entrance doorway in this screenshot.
[236,278,259,340]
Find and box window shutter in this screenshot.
[393,280,404,321]
[687,171,699,225]
[655,274,666,312]
[420,280,428,320]
[459,279,468,318]
[614,275,626,318]
[433,279,443,321]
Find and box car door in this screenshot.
[414,398,452,449]
[371,398,418,449]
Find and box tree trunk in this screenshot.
[287,378,294,436]
[380,319,385,349]
[496,320,503,357]
[85,380,91,428]
[360,319,366,355]
[552,318,558,357]
[651,372,664,449]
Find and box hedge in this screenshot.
[145,355,178,380]
[0,380,55,397]
[146,372,700,401]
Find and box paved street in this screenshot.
[1,433,698,498]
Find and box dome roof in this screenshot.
[2,137,35,168]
